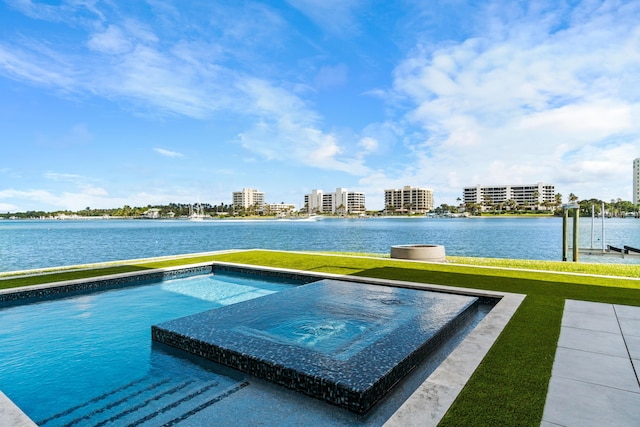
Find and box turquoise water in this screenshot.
[2,217,639,272]
[0,272,299,425]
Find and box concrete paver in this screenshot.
[561,310,620,333]
[542,300,640,427]
[557,326,627,357]
[543,376,640,427]
[552,347,638,392]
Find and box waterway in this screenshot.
[1,216,639,272]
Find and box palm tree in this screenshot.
[482,195,493,213]
[554,193,563,211]
[532,190,540,212]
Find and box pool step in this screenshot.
[36,376,168,426]
[38,373,247,427]
[128,380,249,427]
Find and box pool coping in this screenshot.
[0,260,525,426]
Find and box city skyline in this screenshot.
[1,1,639,212]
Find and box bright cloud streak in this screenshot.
[154,147,184,158]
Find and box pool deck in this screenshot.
[0,391,36,427]
[541,300,640,427]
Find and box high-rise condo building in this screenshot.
[232,188,265,209]
[634,158,640,205]
[463,182,556,211]
[384,186,434,214]
[304,188,366,214]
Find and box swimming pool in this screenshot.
[0,264,500,426]
[0,268,310,426]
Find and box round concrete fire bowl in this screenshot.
[390,244,446,262]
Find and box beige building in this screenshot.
[304,188,366,214]
[232,188,265,209]
[384,186,434,214]
[264,203,296,215]
[463,182,555,211]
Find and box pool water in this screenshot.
[0,272,300,425]
[0,269,494,426]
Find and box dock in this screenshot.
[576,246,640,259]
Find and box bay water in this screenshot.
[1,216,640,272]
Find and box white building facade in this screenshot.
[304,188,366,214]
[346,190,366,215]
[634,158,640,206]
[307,189,324,214]
[384,186,434,214]
[463,182,556,211]
[232,188,265,209]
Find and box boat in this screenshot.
[189,203,208,221]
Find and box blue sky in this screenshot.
[1,0,639,212]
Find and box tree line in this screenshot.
[433,193,640,217]
[2,195,639,219]
[1,202,236,219]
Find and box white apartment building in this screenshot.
[463,182,556,211]
[634,158,640,205]
[232,188,265,209]
[346,190,366,215]
[384,186,434,214]
[307,189,324,214]
[304,188,366,214]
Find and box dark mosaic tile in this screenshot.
[152,279,479,414]
[212,264,318,284]
[0,265,213,306]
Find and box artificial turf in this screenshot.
[2,249,639,425]
[208,251,640,426]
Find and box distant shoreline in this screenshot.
[1,213,562,221]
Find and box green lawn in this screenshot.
[2,249,639,425]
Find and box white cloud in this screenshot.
[0,186,177,212]
[238,120,369,175]
[0,188,64,210]
[1,2,373,181]
[6,0,105,23]
[237,78,370,175]
[3,0,639,212]
[0,7,257,119]
[390,0,640,204]
[44,172,87,183]
[358,137,378,154]
[154,147,184,158]
[87,25,133,54]
[0,43,78,91]
[0,202,17,212]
